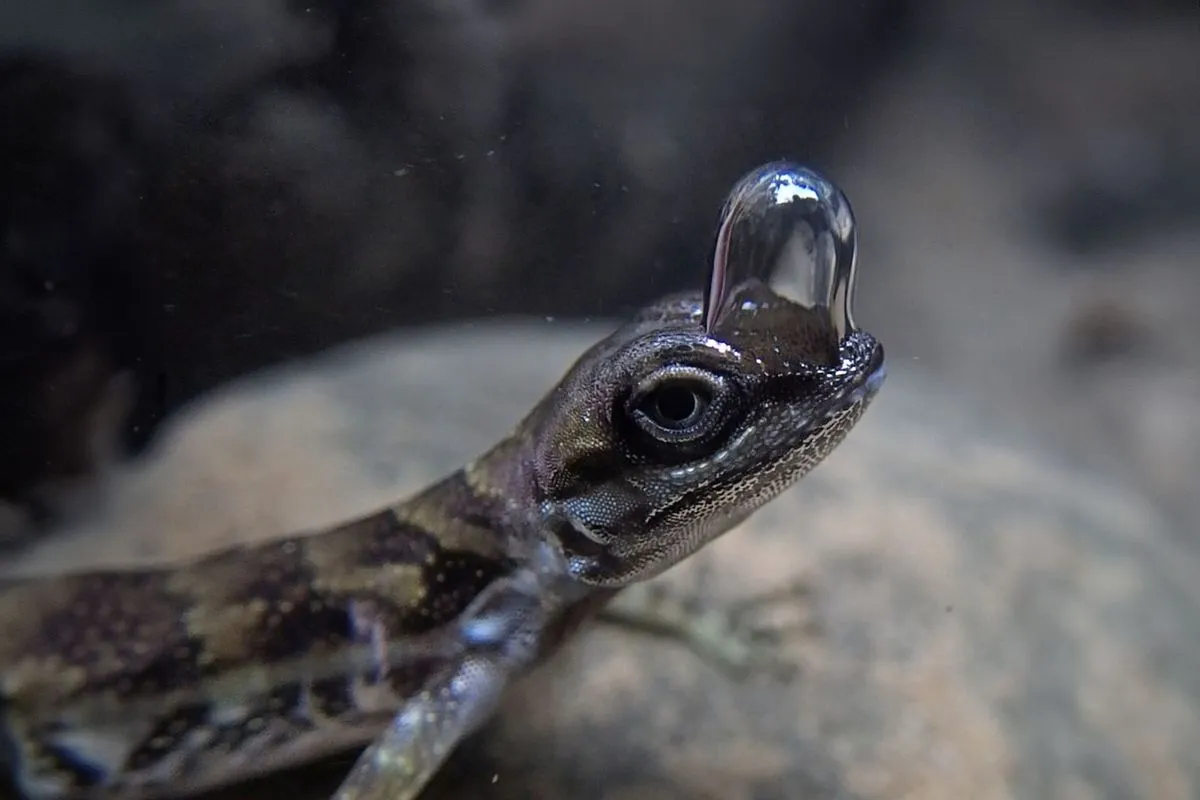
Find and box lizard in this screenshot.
[0,162,886,800]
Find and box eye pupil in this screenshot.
[625,368,732,452]
[652,384,701,426]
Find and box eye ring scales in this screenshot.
[626,366,731,446]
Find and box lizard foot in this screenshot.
[598,564,817,680]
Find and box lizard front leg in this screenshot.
[599,568,816,679]
[331,570,550,800]
[331,653,508,800]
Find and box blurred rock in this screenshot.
[831,13,1200,551]
[926,1,1200,255]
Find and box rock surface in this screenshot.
[7,321,1198,800]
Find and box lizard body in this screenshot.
[0,163,885,800]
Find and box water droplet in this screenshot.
[702,162,859,340]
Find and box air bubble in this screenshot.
[702,162,859,340]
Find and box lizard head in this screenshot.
[529,280,885,587]
[528,163,885,587]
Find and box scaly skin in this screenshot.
[0,164,885,800]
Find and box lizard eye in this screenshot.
[626,366,732,447]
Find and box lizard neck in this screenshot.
[463,432,542,524]
[448,431,618,660]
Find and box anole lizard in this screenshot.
[0,162,885,800]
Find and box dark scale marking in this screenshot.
[124,703,209,771]
[205,703,280,755]
[207,723,247,756]
[105,637,207,698]
[214,718,260,754]
[357,510,439,566]
[355,506,513,635]
[434,471,511,533]
[251,598,355,664]
[412,551,510,631]
[210,542,355,664]
[266,682,304,719]
[29,572,199,698]
[310,677,356,719]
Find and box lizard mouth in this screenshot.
[780,334,883,458]
[837,335,887,407]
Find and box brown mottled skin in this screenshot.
[0,493,506,706]
[0,268,884,800]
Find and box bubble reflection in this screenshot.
[702,162,859,340]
